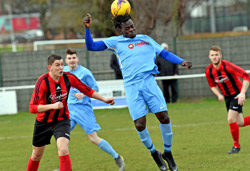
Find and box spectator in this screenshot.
[110,53,123,79]
[156,43,178,103]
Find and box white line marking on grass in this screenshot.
[0,135,31,140]
[114,121,225,131]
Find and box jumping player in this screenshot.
[26,54,114,171]
[205,45,250,154]
[83,13,192,171]
[64,49,125,171]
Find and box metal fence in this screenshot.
[1,34,250,111]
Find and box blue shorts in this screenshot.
[68,103,101,135]
[125,74,167,121]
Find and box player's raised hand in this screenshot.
[181,61,192,70]
[83,13,92,29]
[104,97,115,105]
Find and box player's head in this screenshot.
[65,48,79,70]
[161,43,169,51]
[113,14,136,38]
[47,54,64,77]
[209,45,222,66]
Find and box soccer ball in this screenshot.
[111,0,131,17]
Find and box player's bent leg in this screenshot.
[88,132,125,171]
[57,137,71,171]
[236,113,250,127]
[27,146,45,171]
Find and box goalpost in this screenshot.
[33,38,107,51]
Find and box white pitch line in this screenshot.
[114,121,225,131]
[0,135,31,140]
[0,121,225,140]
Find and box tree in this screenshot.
[29,0,202,40]
[131,0,202,41]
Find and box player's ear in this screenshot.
[118,28,122,34]
[48,65,51,71]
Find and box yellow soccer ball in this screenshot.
[111,0,131,17]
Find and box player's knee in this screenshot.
[31,153,43,161]
[134,116,146,131]
[157,111,170,124]
[135,122,146,131]
[227,118,235,123]
[237,121,244,127]
[89,137,98,145]
[58,147,69,156]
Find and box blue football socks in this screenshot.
[98,139,119,159]
[160,122,173,152]
[137,128,156,153]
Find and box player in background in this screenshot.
[27,54,114,171]
[64,49,125,171]
[205,45,250,154]
[83,13,192,171]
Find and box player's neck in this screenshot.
[70,64,78,71]
[213,61,221,69]
[49,72,60,82]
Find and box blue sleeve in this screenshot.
[159,49,184,64]
[85,28,107,51]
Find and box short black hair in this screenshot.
[48,54,62,65]
[66,48,77,55]
[113,14,132,29]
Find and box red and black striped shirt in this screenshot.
[205,60,250,96]
[30,72,95,123]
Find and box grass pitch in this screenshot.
[1,98,250,171]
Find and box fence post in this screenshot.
[173,36,179,99]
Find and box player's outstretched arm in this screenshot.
[83,13,107,51]
[92,92,115,105]
[181,61,192,70]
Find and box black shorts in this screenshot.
[225,95,243,113]
[32,119,70,147]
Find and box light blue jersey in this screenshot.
[64,65,100,134]
[64,65,99,105]
[104,35,170,87]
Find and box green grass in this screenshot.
[1,98,250,170]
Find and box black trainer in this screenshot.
[151,150,167,171]
[228,146,240,154]
[115,155,125,171]
[162,151,178,171]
